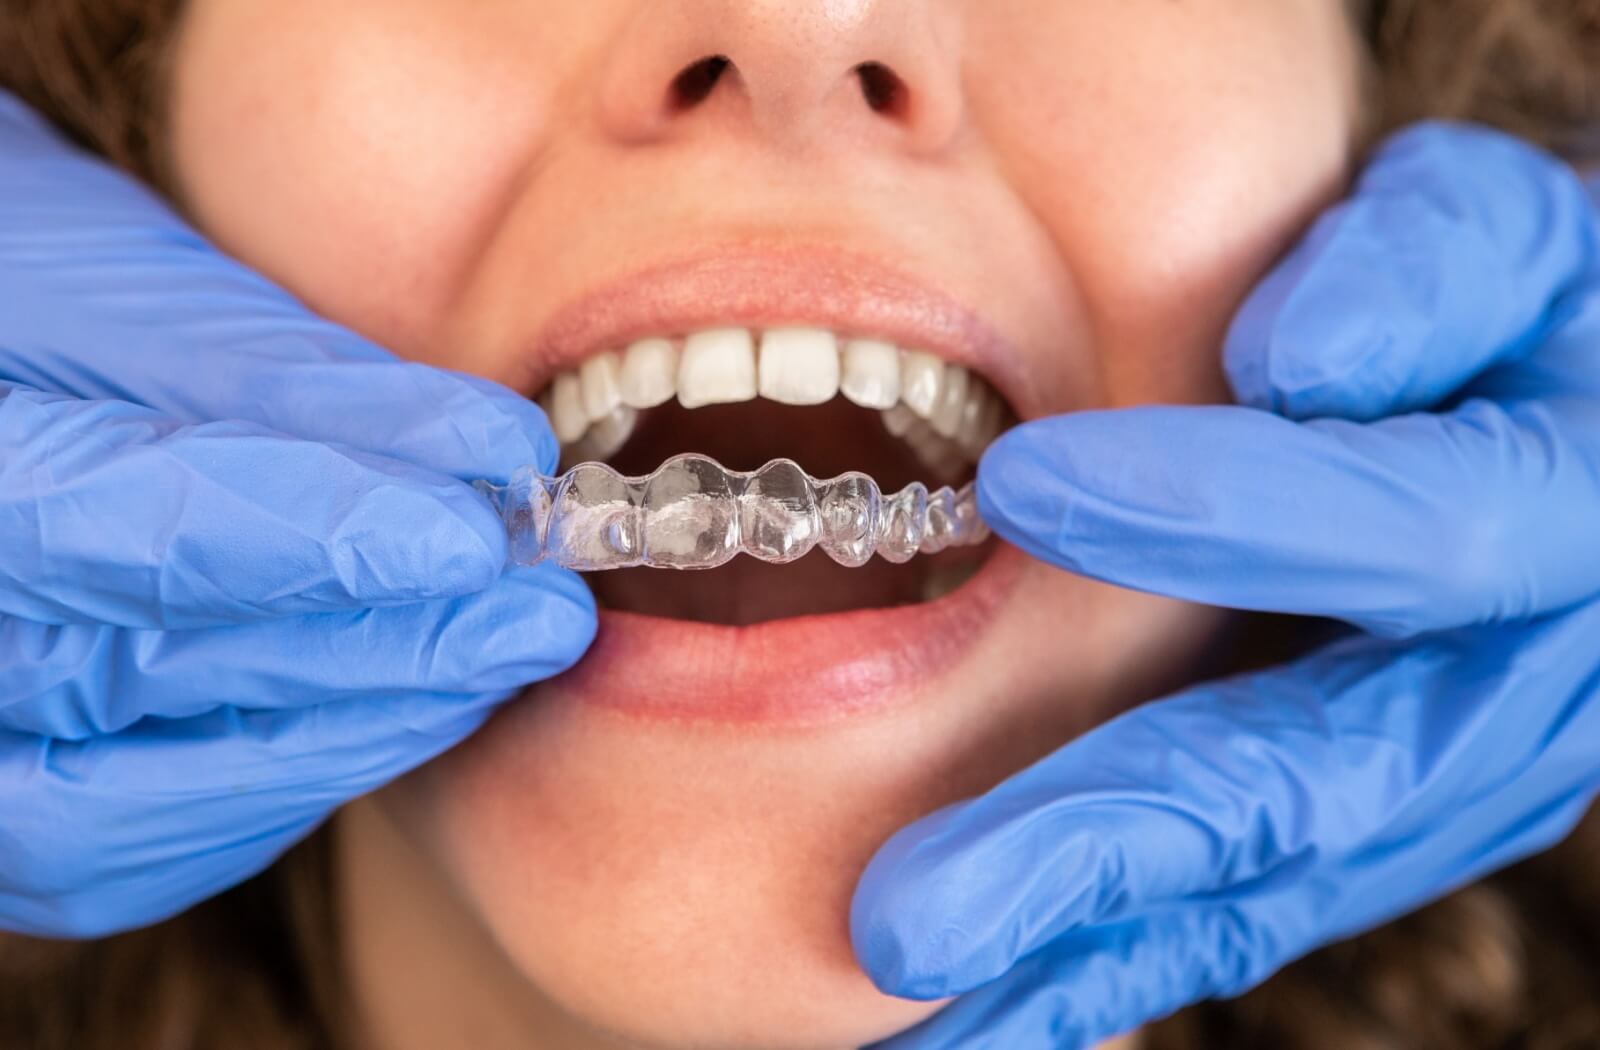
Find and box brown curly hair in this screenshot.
[2,2,1600,1049]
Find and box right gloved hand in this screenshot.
[0,91,597,938]
[854,126,1600,1049]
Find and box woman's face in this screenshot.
[168,2,1364,1047]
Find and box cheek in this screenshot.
[167,0,560,359]
[972,0,1362,405]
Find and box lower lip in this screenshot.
[547,544,1026,726]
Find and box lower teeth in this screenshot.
[477,454,990,571]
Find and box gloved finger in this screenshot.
[0,94,554,484]
[851,599,1600,999]
[873,783,1600,1050]
[866,909,1267,1050]
[1225,122,1598,422]
[0,384,521,628]
[0,564,596,736]
[0,682,517,938]
[978,387,1600,636]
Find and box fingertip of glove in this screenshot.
[433,369,563,482]
[354,479,511,603]
[1221,188,1427,422]
[852,824,939,994]
[850,889,965,1001]
[1221,244,1316,415]
[363,566,596,698]
[974,431,1024,524]
[478,564,599,679]
[978,415,1153,574]
[849,811,1014,1001]
[513,564,600,669]
[976,421,1073,531]
[851,914,993,1002]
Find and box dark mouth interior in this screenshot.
[604,398,936,491]
[586,398,991,626]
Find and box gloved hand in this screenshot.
[0,92,596,938]
[852,123,1600,1049]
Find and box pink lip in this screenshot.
[543,543,1026,726]
[521,241,1035,418]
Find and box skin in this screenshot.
[166,2,1366,1047]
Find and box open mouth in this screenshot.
[527,326,1016,627]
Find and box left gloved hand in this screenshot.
[851,123,1600,1048]
[0,91,595,938]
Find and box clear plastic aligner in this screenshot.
[478,454,991,571]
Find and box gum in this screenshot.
[477,453,990,571]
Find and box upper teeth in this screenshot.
[540,326,1011,478]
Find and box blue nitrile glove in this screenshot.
[0,92,596,938]
[853,123,1600,1049]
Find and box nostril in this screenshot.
[855,62,906,116]
[671,55,731,109]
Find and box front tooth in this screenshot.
[881,403,918,437]
[975,391,1006,451]
[580,351,624,421]
[550,372,590,444]
[841,339,901,410]
[565,404,638,466]
[956,382,992,454]
[930,364,970,439]
[640,454,740,569]
[818,472,881,568]
[876,482,928,564]
[952,482,989,545]
[901,417,938,458]
[758,328,840,405]
[678,328,758,408]
[536,388,558,432]
[901,350,944,418]
[496,468,555,566]
[739,459,820,563]
[904,422,966,484]
[919,486,957,554]
[620,338,680,409]
[591,404,639,458]
[546,462,642,571]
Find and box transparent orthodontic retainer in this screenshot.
[477,453,991,571]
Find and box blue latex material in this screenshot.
[0,93,596,937]
[853,123,1600,1049]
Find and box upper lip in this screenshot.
[519,240,1032,417]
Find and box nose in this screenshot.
[595,0,964,156]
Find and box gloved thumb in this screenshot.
[0,384,509,628]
